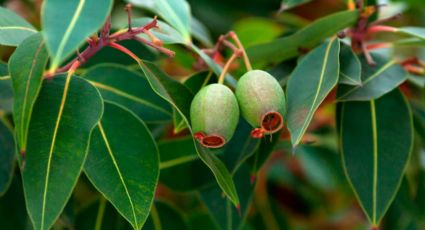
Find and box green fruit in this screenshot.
[235,70,286,138]
[190,83,240,148]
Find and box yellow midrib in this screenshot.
[98,122,139,229]
[49,0,86,72]
[294,38,335,145]
[370,100,378,224]
[40,73,72,230]
[0,26,37,32]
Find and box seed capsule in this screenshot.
[190,83,240,148]
[235,70,286,138]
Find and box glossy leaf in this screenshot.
[82,64,172,124]
[22,75,103,230]
[84,102,159,230]
[339,89,413,225]
[337,53,407,101]
[42,0,113,71]
[152,0,191,43]
[0,7,37,46]
[138,61,239,206]
[0,117,15,195]
[287,38,340,146]
[132,18,185,45]
[246,10,358,65]
[280,0,312,11]
[339,43,361,86]
[396,27,425,41]
[9,33,49,151]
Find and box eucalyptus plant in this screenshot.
[0,0,425,229]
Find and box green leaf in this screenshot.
[337,53,407,101]
[0,7,37,46]
[84,102,159,230]
[0,117,15,195]
[0,78,13,113]
[22,75,103,230]
[287,38,340,146]
[75,198,132,230]
[82,64,172,124]
[138,61,239,206]
[158,136,215,191]
[132,17,185,45]
[280,0,312,11]
[396,27,425,41]
[191,17,213,47]
[246,10,358,65]
[339,43,362,86]
[339,89,413,226]
[233,17,284,48]
[143,201,189,230]
[152,0,191,43]
[42,0,113,72]
[191,45,237,87]
[9,33,49,151]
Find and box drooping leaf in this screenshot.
[339,89,413,226]
[82,64,172,124]
[201,164,254,230]
[22,75,103,230]
[138,61,239,205]
[339,43,362,86]
[152,0,192,43]
[0,7,37,46]
[337,53,407,101]
[84,102,159,230]
[0,117,15,195]
[132,17,185,45]
[9,33,49,151]
[42,0,113,72]
[246,10,358,65]
[287,38,340,146]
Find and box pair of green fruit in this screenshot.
[190,70,286,148]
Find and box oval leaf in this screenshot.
[138,61,240,206]
[337,53,407,101]
[42,0,113,72]
[22,75,103,230]
[0,7,37,46]
[246,10,358,65]
[339,89,413,226]
[84,102,159,230]
[154,0,191,43]
[287,38,340,146]
[339,43,361,86]
[82,64,172,124]
[9,33,49,151]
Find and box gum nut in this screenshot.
[235,70,286,135]
[190,83,240,148]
